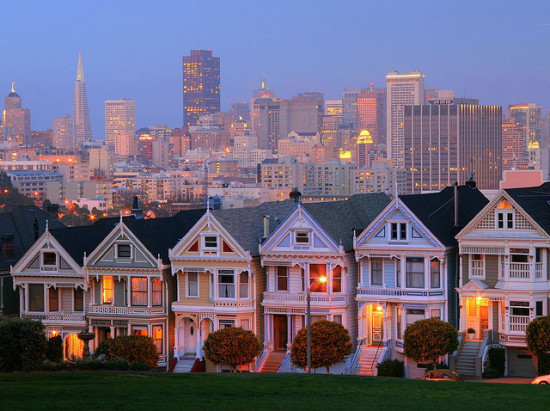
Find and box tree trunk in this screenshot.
[326,366,331,374]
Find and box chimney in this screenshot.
[132,196,143,219]
[1,234,15,258]
[454,182,459,227]
[263,215,270,239]
[465,174,477,188]
[289,187,301,203]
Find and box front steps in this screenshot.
[455,341,482,377]
[173,355,196,373]
[259,351,286,373]
[356,346,383,376]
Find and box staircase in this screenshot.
[455,341,482,377]
[356,346,383,376]
[173,355,196,373]
[259,351,286,373]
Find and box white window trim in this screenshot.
[217,270,236,299]
[115,243,132,260]
[202,234,219,252]
[294,230,311,245]
[470,254,485,279]
[186,272,199,298]
[41,250,58,271]
[495,210,514,229]
[389,221,408,242]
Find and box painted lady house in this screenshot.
[455,183,550,378]
[258,193,390,373]
[169,202,294,372]
[353,182,487,377]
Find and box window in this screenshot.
[536,301,543,317]
[219,319,235,329]
[430,259,440,288]
[300,268,305,292]
[49,287,59,312]
[131,277,148,306]
[511,254,528,263]
[471,254,484,278]
[102,276,113,304]
[204,236,218,249]
[239,272,249,299]
[390,223,407,241]
[187,273,198,297]
[29,284,44,311]
[310,264,327,292]
[218,270,235,298]
[117,244,131,258]
[332,266,342,293]
[396,307,402,339]
[152,325,163,355]
[496,209,513,229]
[511,307,529,316]
[295,231,310,244]
[132,328,148,336]
[152,279,162,305]
[74,288,84,312]
[276,266,288,291]
[395,259,401,287]
[371,259,383,286]
[43,252,57,266]
[406,257,424,288]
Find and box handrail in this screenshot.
[254,346,268,372]
[371,342,383,373]
[348,340,363,373]
[278,352,291,373]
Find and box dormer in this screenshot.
[495,200,514,229]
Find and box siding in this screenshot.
[251,257,264,342]
[344,252,358,347]
[115,280,125,305]
[384,259,395,288]
[485,255,499,288]
[61,288,72,311]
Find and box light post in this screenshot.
[306,274,327,374]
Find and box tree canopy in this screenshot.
[526,315,550,354]
[290,320,352,373]
[203,327,261,371]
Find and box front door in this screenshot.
[466,298,489,339]
[371,310,384,346]
[273,315,288,351]
[184,318,197,355]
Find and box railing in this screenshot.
[509,315,529,332]
[263,293,346,305]
[22,312,85,322]
[357,287,444,297]
[471,260,484,278]
[88,305,166,316]
[214,300,254,308]
[509,263,530,279]
[536,262,543,279]
[348,338,365,374]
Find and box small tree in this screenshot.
[203,327,261,371]
[291,320,352,374]
[95,335,159,369]
[526,315,550,375]
[46,335,64,363]
[0,318,47,371]
[404,318,459,370]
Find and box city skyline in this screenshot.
[1,1,549,138]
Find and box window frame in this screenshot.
[29,283,45,312]
[218,270,235,299]
[102,275,114,305]
[152,279,163,306]
[116,244,132,259]
[48,287,59,312]
[203,235,218,250]
[186,272,199,298]
[152,325,163,355]
[371,259,383,286]
[131,277,148,306]
[389,222,408,241]
[239,272,249,299]
[42,251,58,267]
[295,231,311,245]
[74,287,84,312]
[430,259,441,289]
[406,257,425,289]
[276,266,288,291]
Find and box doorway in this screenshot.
[466,298,489,339]
[371,309,384,346]
[273,315,288,351]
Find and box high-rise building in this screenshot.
[105,98,136,156]
[52,115,74,151]
[183,49,220,128]
[502,118,527,171]
[403,101,502,193]
[386,70,425,168]
[72,52,92,146]
[508,103,542,147]
[357,89,386,147]
[2,82,31,145]
[355,129,374,167]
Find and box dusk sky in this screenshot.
[2,0,549,138]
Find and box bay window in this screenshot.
[332,266,342,293]
[29,284,44,311]
[187,273,199,297]
[406,257,424,288]
[430,259,440,288]
[102,276,113,304]
[218,270,235,298]
[49,287,59,312]
[131,277,148,306]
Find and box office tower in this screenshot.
[386,70,425,168]
[105,98,136,156]
[292,92,325,115]
[52,115,74,151]
[230,102,250,123]
[508,103,542,147]
[355,129,374,167]
[342,88,361,130]
[325,100,343,116]
[252,75,276,99]
[2,82,31,145]
[403,101,502,193]
[541,110,550,149]
[357,89,386,147]
[183,49,220,128]
[502,119,527,170]
[72,52,92,146]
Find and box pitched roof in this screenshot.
[0,206,65,268]
[399,185,489,247]
[303,193,391,251]
[505,183,550,234]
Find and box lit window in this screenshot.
[152,325,163,354]
[310,264,327,292]
[430,259,440,288]
[132,328,148,336]
[49,287,59,312]
[332,266,342,293]
[131,277,148,306]
[239,272,249,299]
[152,279,162,305]
[43,252,57,266]
[117,244,131,258]
[102,276,113,304]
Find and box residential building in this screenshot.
[6,170,64,202]
[72,52,92,145]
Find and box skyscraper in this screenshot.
[1,82,31,145]
[386,70,425,168]
[183,49,220,128]
[357,89,386,147]
[403,101,502,192]
[72,52,92,146]
[105,98,136,156]
[508,103,542,147]
[52,115,74,151]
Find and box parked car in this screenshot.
[420,369,464,381]
[531,375,550,385]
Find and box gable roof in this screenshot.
[0,206,65,268]
[399,185,489,247]
[504,183,550,235]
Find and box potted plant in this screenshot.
[467,328,476,339]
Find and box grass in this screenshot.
[0,372,548,410]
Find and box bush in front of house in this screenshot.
[488,346,505,377]
[0,318,47,372]
[95,335,159,369]
[46,335,63,363]
[204,327,261,371]
[526,316,550,375]
[376,359,404,377]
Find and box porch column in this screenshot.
[529,249,535,281]
[459,255,464,287]
[148,278,152,308]
[126,277,132,307]
[196,319,201,358]
[399,257,405,289]
[286,314,292,351]
[459,300,466,331]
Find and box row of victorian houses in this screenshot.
[6,181,550,377]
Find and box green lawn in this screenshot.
[0,372,548,410]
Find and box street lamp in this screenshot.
[306,274,327,374]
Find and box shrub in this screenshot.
[482,367,501,379]
[291,320,352,374]
[203,327,261,371]
[526,316,550,375]
[488,346,505,376]
[46,335,64,363]
[537,352,550,376]
[95,336,159,368]
[129,362,151,371]
[426,361,449,370]
[376,359,404,377]
[404,318,459,370]
[0,318,47,372]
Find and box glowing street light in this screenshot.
[307,274,327,374]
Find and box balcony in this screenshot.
[263,292,347,306]
[214,300,254,308]
[509,263,530,279]
[509,315,530,332]
[357,287,444,298]
[22,312,85,323]
[88,305,166,317]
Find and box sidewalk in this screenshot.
[469,377,532,384]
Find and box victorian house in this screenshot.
[456,183,550,377]
[258,193,391,373]
[354,183,487,377]
[169,202,294,372]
